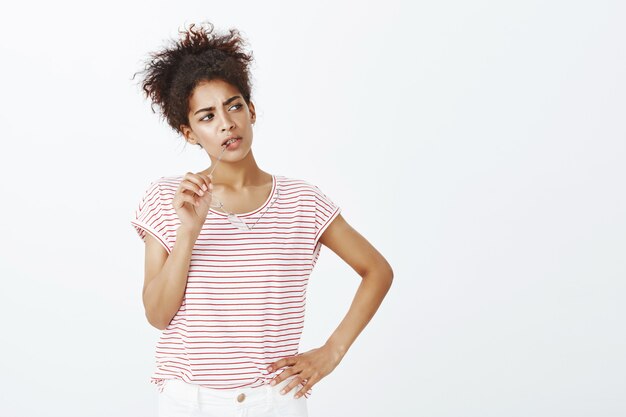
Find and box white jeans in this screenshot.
[158,375,309,417]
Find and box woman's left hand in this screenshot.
[266,343,344,398]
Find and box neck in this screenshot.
[204,148,269,191]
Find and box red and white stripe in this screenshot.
[131,174,341,397]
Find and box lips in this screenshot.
[222,136,241,146]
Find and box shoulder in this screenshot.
[276,174,324,197]
[138,175,184,206]
[151,174,184,194]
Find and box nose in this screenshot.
[218,111,235,133]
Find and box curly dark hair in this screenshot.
[132,21,255,139]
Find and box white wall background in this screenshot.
[0,1,624,416]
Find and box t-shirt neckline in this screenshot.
[208,174,277,217]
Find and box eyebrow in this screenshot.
[193,95,242,115]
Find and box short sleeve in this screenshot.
[130,179,171,253]
[312,184,341,247]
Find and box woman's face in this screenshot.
[181,78,256,160]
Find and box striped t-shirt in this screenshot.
[130,174,341,396]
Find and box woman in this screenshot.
[131,21,393,417]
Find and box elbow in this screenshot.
[148,321,167,331]
[142,289,181,331]
[378,258,394,285]
[143,290,170,330]
[379,262,394,290]
[363,262,394,288]
[145,309,169,331]
[150,317,168,331]
[384,266,394,288]
[145,311,160,330]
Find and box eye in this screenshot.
[199,103,244,122]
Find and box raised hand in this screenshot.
[172,171,214,232]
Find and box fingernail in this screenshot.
[202,184,208,191]
[270,380,276,386]
[267,366,273,372]
[280,389,286,395]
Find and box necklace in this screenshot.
[205,137,278,231]
[211,185,279,231]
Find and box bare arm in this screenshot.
[319,213,394,359]
[266,213,394,397]
[142,226,200,330]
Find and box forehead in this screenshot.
[189,79,241,110]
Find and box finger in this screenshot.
[270,368,295,387]
[267,359,284,373]
[268,355,298,374]
[174,194,198,209]
[200,173,213,191]
[279,375,305,396]
[294,377,316,399]
[184,172,208,192]
[179,180,206,197]
[181,194,200,207]
[193,173,210,192]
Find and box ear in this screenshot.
[179,124,197,145]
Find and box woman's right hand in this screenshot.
[172,172,214,233]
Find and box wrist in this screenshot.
[324,338,348,362]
